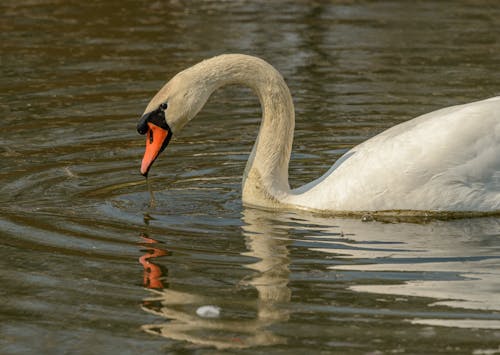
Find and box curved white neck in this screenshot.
[183,55,295,208]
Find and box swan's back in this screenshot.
[290,97,500,212]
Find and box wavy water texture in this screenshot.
[1,1,499,353]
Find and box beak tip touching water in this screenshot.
[140,159,150,177]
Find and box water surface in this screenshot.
[1,1,500,353]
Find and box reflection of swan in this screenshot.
[274,212,500,328]
[240,208,291,323]
[140,209,291,349]
[323,217,500,313]
[242,210,500,328]
[137,54,500,213]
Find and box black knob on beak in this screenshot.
[137,102,168,135]
[137,113,150,135]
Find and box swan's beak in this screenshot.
[140,122,172,177]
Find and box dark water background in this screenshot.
[1,1,500,353]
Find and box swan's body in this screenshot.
[138,54,500,214]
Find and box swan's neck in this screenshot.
[187,55,295,208]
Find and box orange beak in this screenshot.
[140,122,171,177]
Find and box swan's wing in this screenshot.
[290,97,500,211]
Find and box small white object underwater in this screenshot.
[196,305,221,318]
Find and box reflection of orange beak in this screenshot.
[140,122,171,177]
[139,234,169,289]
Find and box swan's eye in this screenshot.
[159,102,168,111]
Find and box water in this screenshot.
[1,1,500,353]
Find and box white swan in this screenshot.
[137,54,500,215]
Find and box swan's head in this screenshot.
[137,69,211,176]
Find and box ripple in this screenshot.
[2,0,500,353]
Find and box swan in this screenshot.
[137,54,500,215]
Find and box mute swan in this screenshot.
[137,54,500,215]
